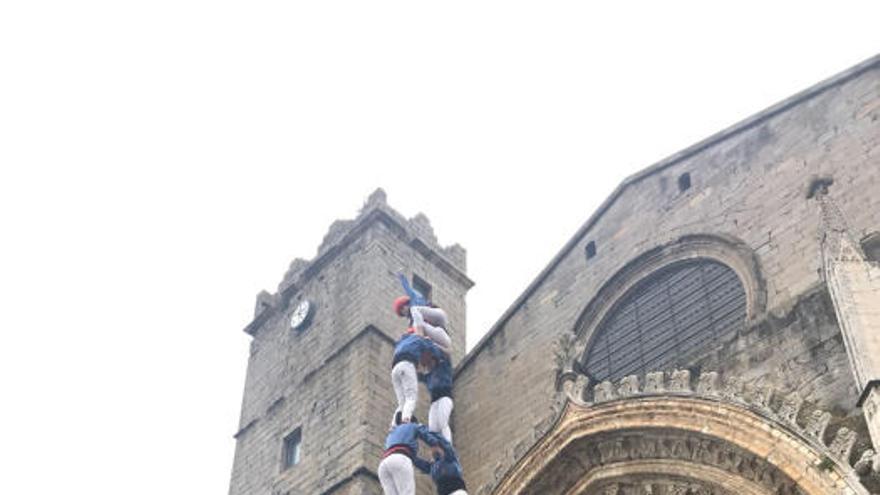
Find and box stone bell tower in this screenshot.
[228,189,473,495]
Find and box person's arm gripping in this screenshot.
[419,429,447,463]
[397,273,428,307]
[412,456,433,474]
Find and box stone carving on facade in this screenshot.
[619,375,640,397]
[597,480,733,495]
[813,177,866,266]
[747,383,774,411]
[669,369,692,392]
[828,426,857,462]
[645,371,666,393]
[559,369,590,405]
[553,332,574,375]
[695,371,719,396]
[804,409,831,440]
[720,375,745,402]
[525,431,806,495]
[590,433,805,494]
[777,393,803,425]
[603,483,621,495]
[544,367,878,495]
[595,380,617,402]
[854,449,877,476]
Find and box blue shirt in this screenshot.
[430,435,464,482]
[419,351,453,401]
[393,333,434,366]
[384,423,439,461]
[413,433,464,483]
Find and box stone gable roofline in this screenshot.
[457,53,880,375]
[244,188,474,336]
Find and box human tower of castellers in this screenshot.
[378,276,468,495]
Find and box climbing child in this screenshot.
[390,320,441,427]
[393,294,452,358]
[396,274,453,356]
[419,346,455,444]
[379,420,443,495]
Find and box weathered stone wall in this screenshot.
[230,194,472,495]
[455,58,880,493]
[692,287,858,411]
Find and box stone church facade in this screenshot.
[229,55,880,495]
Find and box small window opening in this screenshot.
[282,428,302,469]
[861,232,880,263]
[585,241,597,260]
[678,172,691,192]
[412,275,432,302]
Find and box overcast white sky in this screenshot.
[1,1,878,494]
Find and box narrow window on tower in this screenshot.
[412,275,432,302]
[282,428,302,470]
[862,232,880,263]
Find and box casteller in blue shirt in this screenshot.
[414,432,467,495]
[418,346,453,402]
[383,422,440,465]
[393,331,438,368]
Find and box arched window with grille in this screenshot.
[583,259,746,383]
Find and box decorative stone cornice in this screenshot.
[556,369,867,473]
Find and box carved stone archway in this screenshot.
[575,462,766,495]
[492,395,869,495]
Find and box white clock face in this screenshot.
[290,300,312,330]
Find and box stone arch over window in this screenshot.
[568,234,766,376]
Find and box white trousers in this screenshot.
[378,453,414,495]
[449,491,468,495]
[391,361,418,424]
[429,397,454,444]
[411,306,451,354]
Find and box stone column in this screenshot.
[814,181,880,456]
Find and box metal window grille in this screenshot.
[583,259,746,382]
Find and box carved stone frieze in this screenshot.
[829,427,857,462]
[595,380,617,402]
[746,384,773,410]
[557,370,591,407]
[777,393,803,425]
[551,367,873,482]
[645,371,666,394]
[595,480,733,495]
[669,370,692,392]
[695,372,719,396]
[854,449,876,476]
[720,376,745,402]
[619,375,640,397]
[527,431,806,495]
[804,410,831,440]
